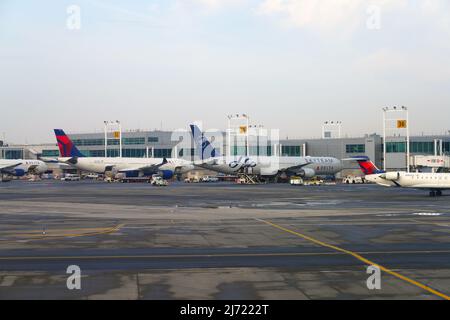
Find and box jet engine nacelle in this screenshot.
[13,169,26,177]
[381,172,400,181]
[297,168,316,178]
[160,170,174,180]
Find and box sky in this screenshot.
[1,0,450,144]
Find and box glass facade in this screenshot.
[122,149,146,157]
[445,142,450,154]
[107,140,120,146]
[232,146,247,156]
[148,137,159,143]
[346,144,365,154]
[72,137,148,146]
[386,142,406,153]
[385,141,450,154]
[123,137,145,145]
[107,149,120,157]
[72,139,104,146]
[88,150,105,157]
[410,142,434,154]
[281,146,301,157]
[42,150,60,157]
[154,148,172,158]
[4,149,23,159]
[247,146,272,156]
[179,148,195,157]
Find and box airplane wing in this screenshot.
[0,162,22,172]
[280,162,311,172]
[193,159,219,166]
[118,158,169,173]
[39,157,59,163]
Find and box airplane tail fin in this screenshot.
[54,129,85,158]
[351,156,384,175]
[189,124,219,160]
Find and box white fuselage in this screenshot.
[0,159,48,175]
[57,157,194,175]
[366,172,450,190]
[195,156,343,177]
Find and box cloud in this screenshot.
[188,0,248,12]
[256,0,407,33]
[354,48,450,82]
[419,0,450,33]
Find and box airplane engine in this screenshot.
[381,172,400,181]
[160,170,174,180]
[297,168,316,178]
[30,163,48,175]
[36,163,49,174]
[13,169,26,177]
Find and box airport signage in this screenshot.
[397,120,407,129]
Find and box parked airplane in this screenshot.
[353,156,450,197]
[190,124,342,179]
[54,129,194,179]
[0,159,48,178]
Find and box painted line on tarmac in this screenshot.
[0,224,124,242]
[256,218,450,300]
[0,249,449,261]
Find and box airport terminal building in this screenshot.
[1,130,450,175]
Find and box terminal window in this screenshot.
[386,142,406,153]
[123,137,146,145]
[410,142,434,154]
[123,149,146,157]
[72,139,104,146]
[107,140,120,146]
[154,148,172,158]
[248,146,271,156]
[88,150,105,157]
[179,148,195,157]
[445,142,450,153]
[282,146,301,157]
[42,150,60,157]
[346,144,365,154]
[148,137,159,143]
[107,149,120,157]
[4,149,23,159]
[232,146,247,156]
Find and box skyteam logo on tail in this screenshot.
[54,129,85,158]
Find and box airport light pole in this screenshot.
[227,114,250,157]
[104,120,122,158]
[322,121,342,139]
[382,106,410,172]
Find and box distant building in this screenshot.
[1,130,450,175]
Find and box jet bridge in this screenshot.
[411,155,450,170]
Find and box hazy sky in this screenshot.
[1,0,450,144]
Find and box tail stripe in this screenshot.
[353,156,384,175]
[53,129,85,157]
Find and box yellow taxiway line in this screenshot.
[256,218,450,300]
